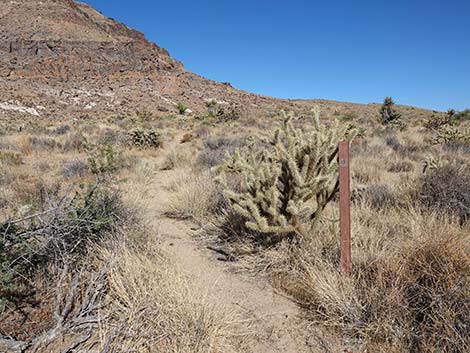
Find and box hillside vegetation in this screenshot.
[1,101,469,352]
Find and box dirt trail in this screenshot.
[144,134,312,353]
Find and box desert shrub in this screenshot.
[86,143,121,177]
[396,141,426,159]
[166,171,223,221]
[205,100,241,122]
[453,108,470,122]
[128,128,162,149]
[0,168,13,186]
[136,110,154,121]
[265,207,470,353]
[386,239,470,352]
[98,128,127,146]
[176,102,188,114]
[62,132,86,152]
[160,149,192,170]
[384,135,401,150]
[215,104,241,122]
[352,184,396,209]
[0,141,18,151]
[53,124,70,135]
[34,160,51,172]
[194,125,211,138]
[417,164,470,224]
[339,111,358,121]
[62,159,89,179]
[385,136,426,158]
[196,136,247,168]
[216,110,356,239]
[28,136,60,150]
[379,97,401,124]
[0,180,127,305]
[306,237,469,352]
[443,142,470,154]
[387,160,413,173]
[0,150,22,166]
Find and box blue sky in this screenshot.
[82,0,469,111]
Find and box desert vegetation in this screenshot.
[165,105,470,352]
[1,101,469,352]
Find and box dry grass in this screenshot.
[166,169,222,222]
[97,237,241,353]
[230,206,470,352]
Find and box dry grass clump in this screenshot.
[0,150,22,166]
[62,159,89,179]
[160,147,193,170]
[387,160,414,173]
[352,184,396,209]
[196,136,247,168]
[166,170,224,221]
[418,164,470,224]
[98,239,239,353]
[236,207,470,352]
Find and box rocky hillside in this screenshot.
[0,0,438,121]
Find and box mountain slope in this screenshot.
[0,0,437,120]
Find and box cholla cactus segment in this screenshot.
[216,109,357,238]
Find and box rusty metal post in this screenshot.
[338,140,351,276]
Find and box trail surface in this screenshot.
[142,134,312,353]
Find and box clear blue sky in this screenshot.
[82,0,469,111]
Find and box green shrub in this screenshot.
[339,111,358,121]
[0,180,127,306]
[86,143,120,176]
[204,100,241,122]
[176,102,188,115]
[216,110,356,239]
[453,108,470,122]
[128,128,163,149]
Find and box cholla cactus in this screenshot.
[432,125,470,144]
[216,109,356,238]
[422,155,446,174]
[128,128,162,148]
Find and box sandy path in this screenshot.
[142,134,311,353]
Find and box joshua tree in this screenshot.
[216,109,356,239]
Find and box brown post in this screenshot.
[338,140,351,276]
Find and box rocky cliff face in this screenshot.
[0,0,195,119]
[0,0,181,80]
